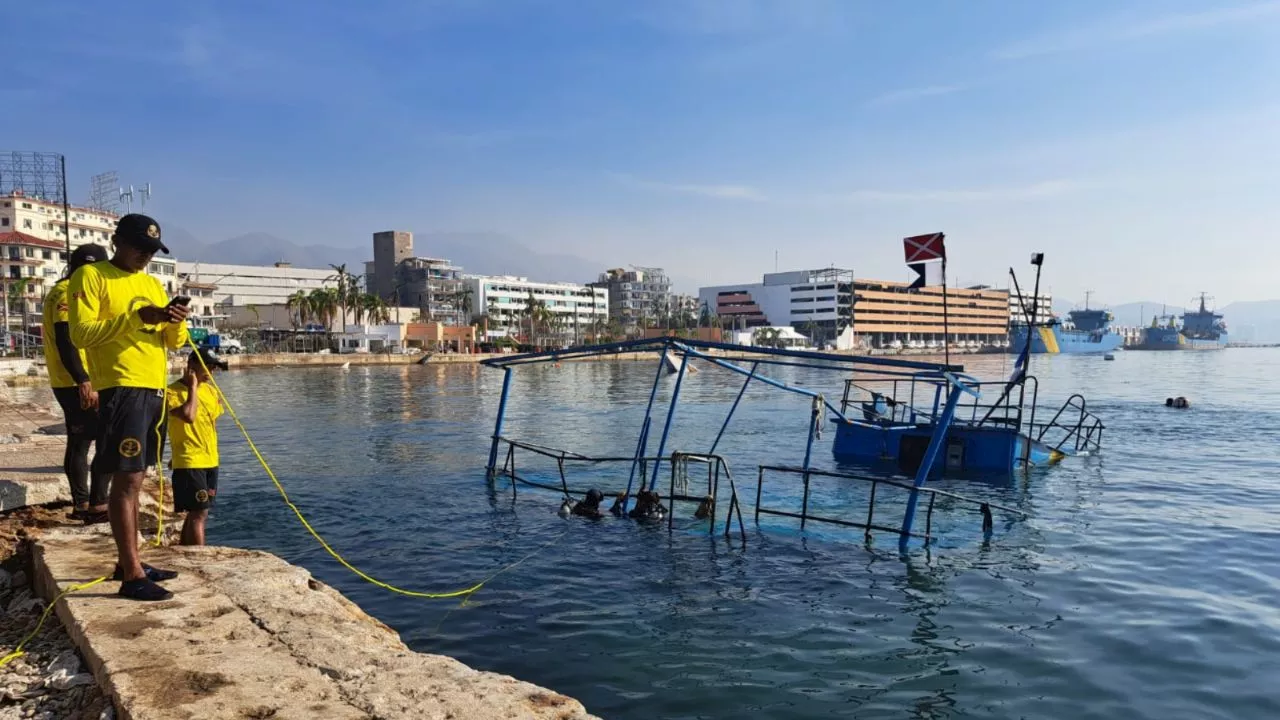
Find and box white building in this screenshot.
[1007,290,1053,325]
[464,275,608,344]
[1,192,176,335]
[176,261,335,308]
[700,268,856,349]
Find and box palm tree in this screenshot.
[286,290,310,329]
[308,288,339,331]
[454,287,474,325]
[6,278,32,355]
[801,320,821,348]
[362,293,391,325]
[327,264,361,332]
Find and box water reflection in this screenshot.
[186,350,1280,719]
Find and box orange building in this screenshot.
[852,280,1009,348]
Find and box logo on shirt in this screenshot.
[195,489,209,504]
[56,303,68,313]
[119,437,142,458]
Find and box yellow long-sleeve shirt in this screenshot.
[40,280,89,389]
[67,260,188,390]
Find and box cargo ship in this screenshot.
[1008,293,1123,355]
[1132,293,1228,350]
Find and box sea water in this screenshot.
[195,349,1280,719]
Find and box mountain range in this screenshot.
[164,228,609,286]
[163,228,1280,342]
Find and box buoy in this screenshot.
[557,499,573,518]
[1104,353,1115,361]
[341,361,351,370]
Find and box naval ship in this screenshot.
[1132,293,1228,350]
[1008,292,1124,355]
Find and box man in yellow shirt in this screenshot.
[167,349,227,546]
[42,243,110,521]
[69,213,190,602]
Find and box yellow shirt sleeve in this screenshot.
[166,384,188,411]
[68,264,144,349]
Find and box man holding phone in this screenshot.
[69,213,190,601]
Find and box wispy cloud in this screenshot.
[615,174,769,201]
[835,179,1092,203]
[993,1,1280,60]
[866,84,966,107]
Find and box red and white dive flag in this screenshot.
[903,232,946,264]
[904,232,946,289]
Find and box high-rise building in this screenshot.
[371,230,413,301]
[589,266,674,333]
[364,231,467,323]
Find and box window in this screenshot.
[59,252,67,260]
[21,202,31,209]
[41,250,51,260]
[22,219,32,229]
[24,248,33,258]
[0,218,6,226]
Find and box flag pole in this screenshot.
[942,256,950,366]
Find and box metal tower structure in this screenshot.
[0,150,71,253]
[87,171,120,214]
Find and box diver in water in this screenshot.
[572,489,606,519]
[628,490,667,520]
[694,495,714,520]
[609,492,628,517]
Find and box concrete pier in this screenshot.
[2,389,598,720]
[33,529,598,720]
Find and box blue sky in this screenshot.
[8,0,1280,304]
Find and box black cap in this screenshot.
[189,348,229,371]
[67,243,109,274]
[113,213,169,254]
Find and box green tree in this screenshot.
[308,288,340,330]
[327,264,364,332]
[286,290,311,329]
[752,327,783,349]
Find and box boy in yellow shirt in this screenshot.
[167,349,228,546]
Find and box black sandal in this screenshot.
[112,563,179,582]
[81,511,109,525]
[117,578,173,601]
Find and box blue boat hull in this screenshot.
[1008,325,1123,355]
[1133,327,1228,350]
[831,420,1065,478]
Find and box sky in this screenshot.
[7,0,1280,304]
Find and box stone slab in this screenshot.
[0,437,71,511]
[33,528,598,720]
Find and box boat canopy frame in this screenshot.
[483,337,997,547]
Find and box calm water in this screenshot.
[78,351,1280,717]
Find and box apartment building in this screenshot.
[465,275,608,344]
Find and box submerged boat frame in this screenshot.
[480,337,1096,547]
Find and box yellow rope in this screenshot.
[0,576,107,669]
[186,340,487,599]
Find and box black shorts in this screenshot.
[52,386,99,437]
[172,468,218,512]
[93,387,166,475]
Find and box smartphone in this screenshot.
[168,296,192,308]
